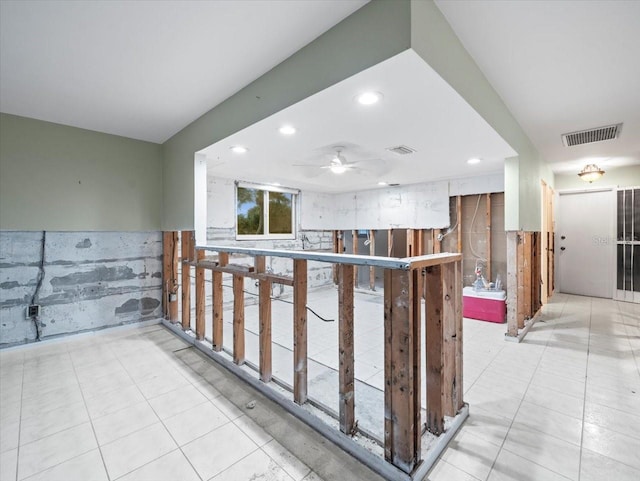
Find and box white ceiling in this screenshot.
[436,0,640,174]
[199,49,516,193]
[0,0,367,143]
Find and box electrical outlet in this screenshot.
[169,293,177,302]
[26,304,41,319]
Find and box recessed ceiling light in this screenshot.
[378,181,388,186]
[356,91,383,105]
[278,125,296,135]
[467,157,481,165]
[230,146,248,154]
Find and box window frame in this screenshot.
[235,181,297,240]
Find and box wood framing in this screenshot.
[338,264,355,435]
[432,229,442,254]
[195,249,206,340]
[442,261,456,417]
[456,196,462,253]
[486,193,492,280]
[212,252,228,351]
[233,273,245,365]
[424,265,444,435]
[181,231,193,331]
[352,230,359,287]
[293,259,308,404]
[162,231,179,322]
[453,261,464,411]
[180,245,464,476]
[369,230,376,290]
[384,268,420,473]
[255,256,272,382]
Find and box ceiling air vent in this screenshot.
[386,145,416,155]
[562,123,622,147]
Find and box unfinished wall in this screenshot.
[0,231,162,346]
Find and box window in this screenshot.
[236,183,296,239]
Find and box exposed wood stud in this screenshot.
[162,231,179,322]
[293,259,308,404]
[486,193,492,281]
[454,260,464,411]
[506,232,519,337]
[195,249,206,340]
[411,268,422,459]
[432,229,441,254]
[212,268,223,351]
[442,262,456,417]
[456,196,463,253]
[388,229,393,256]
[181,231,192,331]
[255,256,272,382]
[338,264,355,435]
[369,230,376,290]
[517,233,526,329]
[333,230,338,284]
[233,274,245,365]
[352,230,359,288]
[384,268,419,473]
[425,265,444,435]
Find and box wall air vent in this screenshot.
[562,123,622,147]
[386,145,416,155]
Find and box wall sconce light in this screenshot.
[578,164,605,183]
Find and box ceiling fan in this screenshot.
[294,147,360,175]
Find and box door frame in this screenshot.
[555,187,616,299]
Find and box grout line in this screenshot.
[69,348,112,481]
[484,293,571,480]
[13,352,25,481]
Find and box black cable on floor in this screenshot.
[221,284,335,322]
[30,230,46,341]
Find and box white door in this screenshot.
[556,189,615,298]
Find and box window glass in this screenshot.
[237,187,264,236]
[268,192,293,234]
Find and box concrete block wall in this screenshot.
[0,231,162,346]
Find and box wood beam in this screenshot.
[486,193,492,281]
[233,274,245,365]
[212,252,228,351]
[517,232,526,329]
[338,264,355,435]
[454,260,464,411]
[181,231,192,331]
[456,196,462,253]
[424,265,444,435]
[162,231,179,322]
[442,261,456,417]
[506,232,519,337]
[352,230,359,288]
[293,259,308,404]
[432,229,441,254]
[384,268,420,473]
[195,249,206,340]
[333,230,339,284]
[369,230,376,290]
[256,256,272,382]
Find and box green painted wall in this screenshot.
[162,0,411,230]
[554,165,640,190]
[410,0,553,231]
[0,114,162,231]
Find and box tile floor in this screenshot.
[0,292,638,481]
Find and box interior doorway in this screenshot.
[556,189,615,298]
